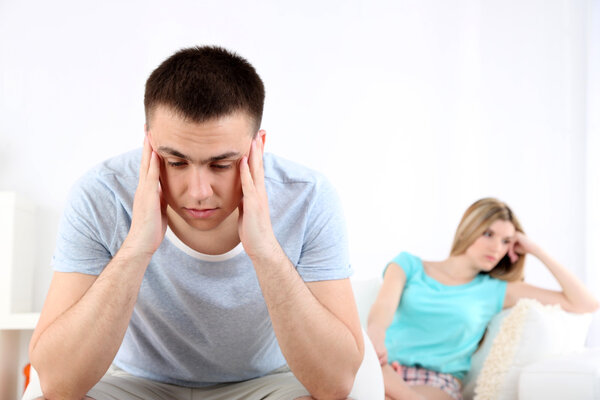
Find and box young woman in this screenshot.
[367,198,599,400]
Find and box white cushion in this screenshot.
[518,348,600,400]
[470,298,592,400]
[349,329,385,399]
[351,277,383,328]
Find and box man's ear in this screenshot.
[145,124,155,147]
[257,129,266,150]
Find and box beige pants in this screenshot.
[84,365,310,400]
[23,330,383,400]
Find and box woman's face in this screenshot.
[465,219,516,271]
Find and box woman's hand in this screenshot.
[508,232,541,262]
[367,326,388,366]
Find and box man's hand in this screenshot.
[237,136,278,260]
[123,136,168,256]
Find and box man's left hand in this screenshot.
[238,136,279,260]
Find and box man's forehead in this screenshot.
[149,105,256,131]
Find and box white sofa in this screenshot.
[23,331,385,400]
[22,277,599,399]
[351,276,600,400]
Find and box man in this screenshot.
[29,46,364,400]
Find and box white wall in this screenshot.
[1,0,597,340]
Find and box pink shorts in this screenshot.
[391,362,463,400]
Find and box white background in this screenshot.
[1,0,599,344]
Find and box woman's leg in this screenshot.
[412,385,454,400]
[381,364,424,400]
[382,364,461,400]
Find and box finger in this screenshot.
[139,136,152,181]
[249,139,265,188]
[508,247,518,263]
[158,180,167,214]
[147,151,161,189]
[239,155,255,195]
[255,138,265,187]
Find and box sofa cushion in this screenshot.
[518,348,600,400]
[465,298,591,400]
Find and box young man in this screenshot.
[28,46,364,400]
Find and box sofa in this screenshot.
[351,276,600,400]
[22,277,599,399]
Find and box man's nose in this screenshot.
[188,167,213,201]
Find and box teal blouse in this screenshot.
[384,252,507,380]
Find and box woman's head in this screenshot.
[450,198,525,281]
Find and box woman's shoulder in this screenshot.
[390,251,421,265]
[388,251,423,278]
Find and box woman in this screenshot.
[367,198,598,400]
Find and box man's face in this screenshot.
[147,106,257,232]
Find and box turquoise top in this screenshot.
[384,252,507,380]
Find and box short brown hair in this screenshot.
[144,46,265,131]
[450,198,525,282]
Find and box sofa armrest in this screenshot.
[518,348,600,400]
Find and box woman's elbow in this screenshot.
[568,298,600,314]
[586,299,600,313]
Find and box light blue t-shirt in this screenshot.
[52,149,352,387]
[384,252,507,380]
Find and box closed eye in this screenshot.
[211,163,233,170]
[167,161,187,167]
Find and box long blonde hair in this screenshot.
[450,198,525,282]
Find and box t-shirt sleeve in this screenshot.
[494,278,508,313]
[294,177,352,282]
[385,251,418,280]
[52,172,118,275]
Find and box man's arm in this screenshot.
[29,138,166,400]
[238,137,364,399]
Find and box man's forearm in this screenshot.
[251,247,363,399]
[30,249,150,400]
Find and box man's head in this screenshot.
[144,46,265,133]
[143,46,266,234]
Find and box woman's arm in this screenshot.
[367,263,407,366]
[504,233,599,313]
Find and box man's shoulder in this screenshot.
[67,148,140,207]
[263,153,328,188]
[75,148,140,189]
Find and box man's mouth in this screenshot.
[184,207,218,219]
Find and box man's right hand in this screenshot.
[122,136,168,256]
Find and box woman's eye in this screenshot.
[483,231,492,237]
